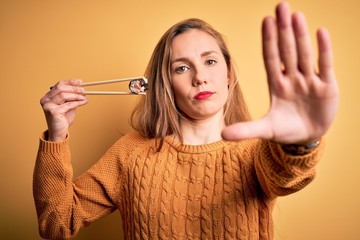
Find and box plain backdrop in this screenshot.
[1,0,359,239]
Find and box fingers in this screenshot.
[221,119,272,141]
[276,2,298,74]
[292,12,314,75]
[317,28,336,82]
[262,2,316,78]
[40,79,86,106]
[42,96,88,116]
[40,79,88,141]
[40,78,88,125]
[262,16,282,89]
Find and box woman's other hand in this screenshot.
[222,2,339,144]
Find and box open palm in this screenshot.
[222,2,339,144]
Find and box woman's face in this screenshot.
[170,29,229,121]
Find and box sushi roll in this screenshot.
[129,78,148,94]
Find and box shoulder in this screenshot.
[112,131,156,156]
[117,131,149,145]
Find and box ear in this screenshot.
[227,66,233,85]
[227,74,232,86]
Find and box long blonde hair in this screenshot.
[130,18,251,148]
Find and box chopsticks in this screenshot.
[83,91,146,95]
[81,76,147,95]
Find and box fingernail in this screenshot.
[73,79,82,85]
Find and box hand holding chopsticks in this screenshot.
[81,76,148,95]
[42,76,148,141]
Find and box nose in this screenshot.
[192,66,207,86]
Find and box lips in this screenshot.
[194,91,214,100]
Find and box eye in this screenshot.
[206,59,216,65]
[175,65,190,73]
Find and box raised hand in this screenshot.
[222,2,339,144]
[40,79,88,142]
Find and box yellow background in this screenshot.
[1,0,359,239]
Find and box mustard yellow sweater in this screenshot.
[33,131,322,239]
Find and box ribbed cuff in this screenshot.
[268,139,324,168]
[38,131,70,154]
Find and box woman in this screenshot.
[34,2,338,239]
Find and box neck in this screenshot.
[178,112,225,145]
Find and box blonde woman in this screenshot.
[34,2,338,239]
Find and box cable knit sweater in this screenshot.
[33,131,322,240]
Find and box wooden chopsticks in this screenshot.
[81,76,147,95]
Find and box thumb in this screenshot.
[221,118,272,141]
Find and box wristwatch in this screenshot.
[281,140,320,156]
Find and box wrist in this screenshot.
[46,130,68,142]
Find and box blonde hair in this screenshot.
[130,18,251,148]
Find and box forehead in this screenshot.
[171,29,221,57]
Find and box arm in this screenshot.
[33,132,125,239]
[254,139,323,199]
[34,80,120,239]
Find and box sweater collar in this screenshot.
[164,135,227,153]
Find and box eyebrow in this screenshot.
[171,50,219,65]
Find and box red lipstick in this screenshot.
[194,91,214,100]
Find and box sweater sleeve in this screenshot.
[33,132,127,239]
[254,139,324,199]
